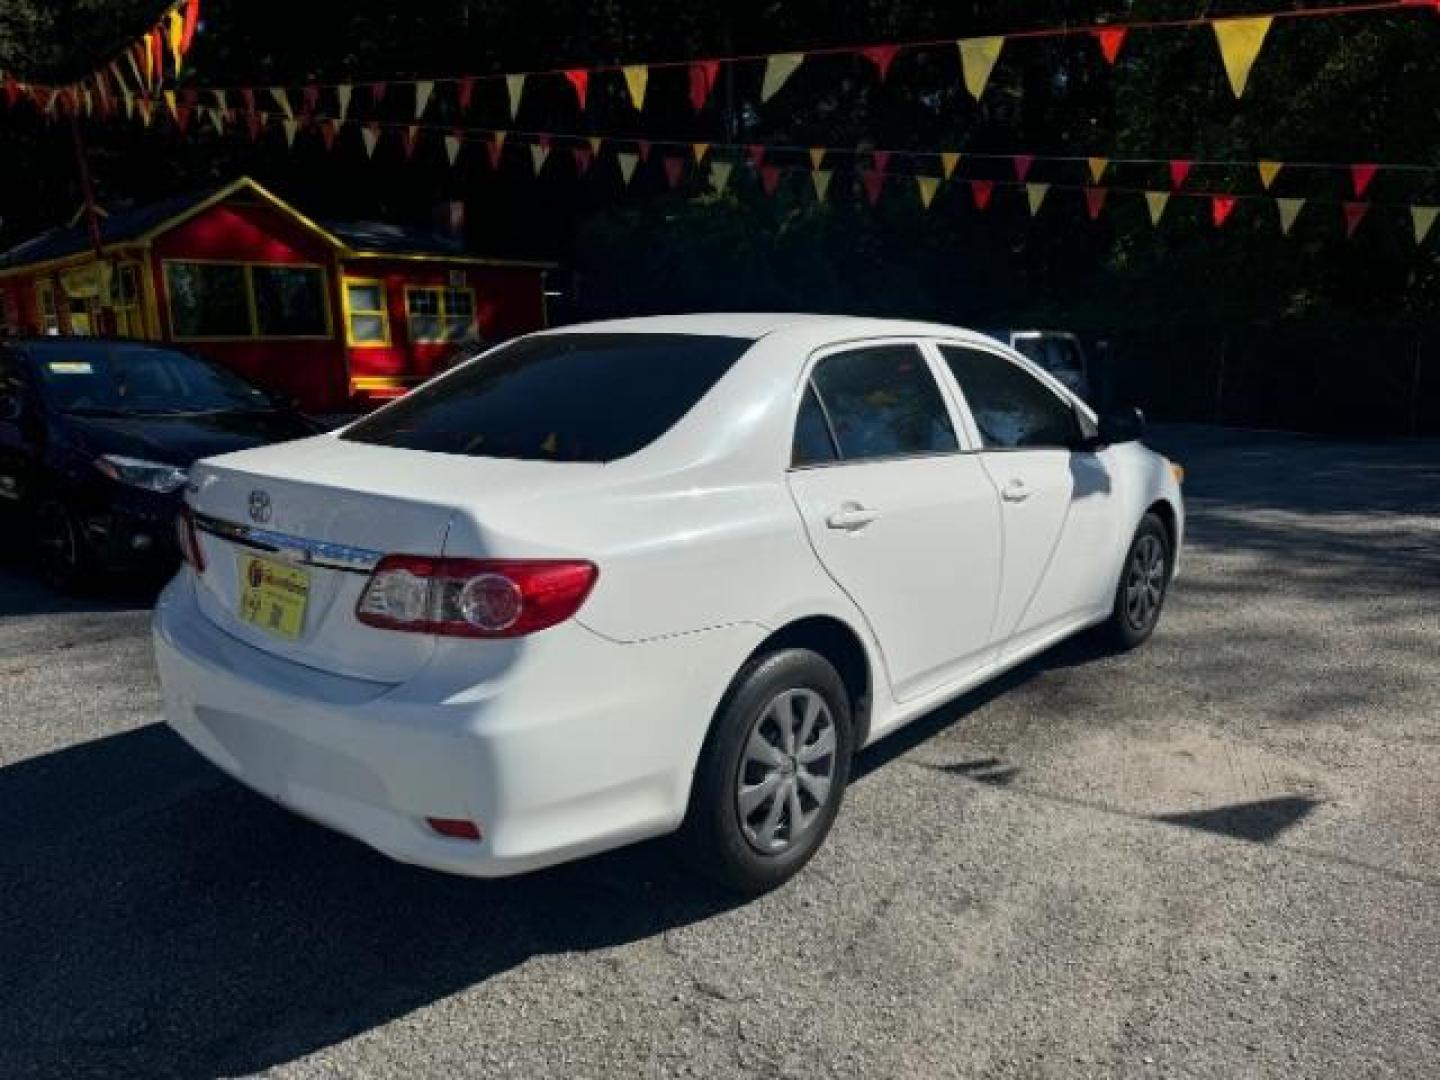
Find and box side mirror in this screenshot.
[1097,406,1145,446]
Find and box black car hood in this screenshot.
[65,410,319,467]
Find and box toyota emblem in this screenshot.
[248,489,272,524]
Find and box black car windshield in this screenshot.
[341,333,752,462]
[28,342,275,416]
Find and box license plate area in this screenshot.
[237,554,311,640]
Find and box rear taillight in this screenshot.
[176,504,205,572]
[356,557,598,638]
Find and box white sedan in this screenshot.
[155,314,1183,893]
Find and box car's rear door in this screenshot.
[935,342,1118,656]
[786,341,1003,703]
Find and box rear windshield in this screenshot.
[341,333,751,462]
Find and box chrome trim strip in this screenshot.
[192,511,385,574]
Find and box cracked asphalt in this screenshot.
[1,424,1438,1078]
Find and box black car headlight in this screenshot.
[94,455,190,494]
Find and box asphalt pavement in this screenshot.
[1,424,1437,1079]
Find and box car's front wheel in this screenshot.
[1104,511,1172,649]
[681,648,853,895]
[32,496,94,593]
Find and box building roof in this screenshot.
[0,177,555,274]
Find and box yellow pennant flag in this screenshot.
[1257,160,1283,190]
[530,142,550,173]
[588,136,603,156]
[206,107,225,134]
[415,80,435,118]
[916,175,940,210]
[809,148,826,171]
[283,119,299,147]
[80,87,93,116]
[1276,197,1304,235]
[336,84,353,120]
[271,87,293,120]
[1088,157,1109,183]
[811,169,832,202]
[957,37,1004,101]
[617,151,640,186]
[121,89,134,119]
[163,88,178,120]
[940,152,960,180]
[761,53,805,102]
[506,74,526,119]
[125,49,144,92]
[361,125,380,158]
[445,133,462,166]
[137,97,153,126]
[1026,182,1050,216]
[1213,17,1272,98]
[692,143,710,164]
[1145,191,1170,225]
[1411,206,1438,245]
[166,9,185,71]
[622,66,649,110]
[710,160,733,194]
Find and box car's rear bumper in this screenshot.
[153,572,764,877]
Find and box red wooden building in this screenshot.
[0,177,553,412]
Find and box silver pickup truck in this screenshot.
[982,329,1095,403]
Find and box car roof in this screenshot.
[535,313,997,342]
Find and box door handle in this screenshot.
[1001,479,1033,503]
[825,504,880,531]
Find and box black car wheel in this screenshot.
[33,497,93,592]
[1103,512,1172,650]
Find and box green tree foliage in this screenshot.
[2,1,1437,328]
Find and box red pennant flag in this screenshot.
[402,126,420,158]
[1085,186,1108,220]
[760,165,783,196]
[180,0,201,53]
[1170,159,1192,189]
[240,86,255,114]
[457,76,475,112]
[179,87,198,108]
[246,112,263,141]
[4,75,21,109]
[861,45,900,81]
[872,150,891,175]
[636,139,652,163]
[1093,27,1127,65]
[862,170,886,206]
[174,104,192,134]
[747,144,766,169]
[486,136,505,169]
[148,29,165,83]
[303,83,320,116]
[1343,201,1369,237]
[1013,154,1034,182]
[971,179,994,211]
[564,70,589,110]
[689,60,720,111]
[321,119,339,151]
[663,156,685,188]
[1211,195,1236,227]
[1351,163,1378,198]
[371,81,387,106]
[572,146,593,175]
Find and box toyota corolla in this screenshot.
[154,314,1183,893]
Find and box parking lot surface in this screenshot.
[2,425,1437,1079]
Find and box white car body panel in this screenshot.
[155,314,1183,877]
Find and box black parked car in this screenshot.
[0,338,321,589]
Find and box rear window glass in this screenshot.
[341,333,751,462]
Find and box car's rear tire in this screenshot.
[680,648,853,895]
[1104,511,1172,650]
[32,496,95,593]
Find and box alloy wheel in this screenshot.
[736,688,838,854]
[1124,532,1167,631]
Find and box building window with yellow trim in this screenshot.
[164,261,330,340]
[35,280,60,335]
[405,285,476,344]
[113,263,144,338]
[344,278,391,346]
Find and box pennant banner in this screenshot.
[1413,206,1438,245]
[916,175,939,210]
[958,37,1004,101]
[1026,183,1050,216]
[1213,16,1272,97]
[761,52,805,102]
[1145,191,1170,225]
[1276,197,1304,235]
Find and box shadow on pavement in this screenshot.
[1153,796,1319,843]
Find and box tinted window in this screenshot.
[25,343,275,416]
[792,384,838,466]
[940,346,1079,449]
[809,345,957,462]
[253,266,328,336]
[165,263,250,338]
[342,333,750,463]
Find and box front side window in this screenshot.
[940,345,1079,450]
[165,262,328,340]
[406,285,477,344]
[808,345,958,462]
[342,333,750,462]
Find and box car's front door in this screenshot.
[936,343,1119,656]
[786,342,1003,703]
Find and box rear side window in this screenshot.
[940,346,1079,450]
[342,333,751,462]
[792,384,838,466]
[808,345,958,462]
